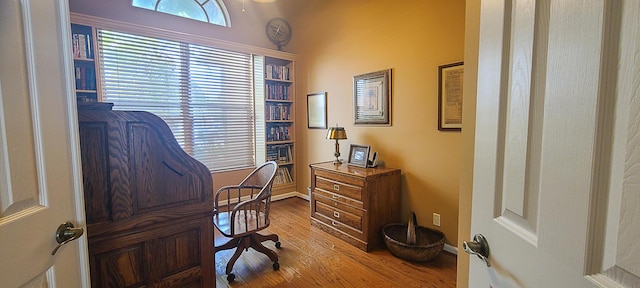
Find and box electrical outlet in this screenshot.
[433,213,441,227]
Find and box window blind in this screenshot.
[97,29,256,172]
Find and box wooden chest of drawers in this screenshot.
[310,162,401,251]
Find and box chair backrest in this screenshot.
[213,161,278,237]
[239,161,278,195]
[240,161,277,233]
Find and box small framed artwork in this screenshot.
[347,144,371,168]
[353,69,392,125]
[438,62,464,131]
[307,92,327,129]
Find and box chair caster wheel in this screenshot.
[227,273,235,282]
[273,262,280,270]
[275,241,281,249]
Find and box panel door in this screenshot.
[469,0,640,287]
[0,0,88,286]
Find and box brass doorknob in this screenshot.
[51,222,84,255]
[463,234,491,267]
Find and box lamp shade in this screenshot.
[326,127,347,140]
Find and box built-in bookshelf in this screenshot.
[264,56,295,190]
[71,23,99,102]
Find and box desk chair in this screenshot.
[213,161,280,282]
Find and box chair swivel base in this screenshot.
[216,232,281,282]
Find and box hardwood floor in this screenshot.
[214,197,457,287]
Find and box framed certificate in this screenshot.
[307,92,327,129]
[438,62,464,131]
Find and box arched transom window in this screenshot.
[132,0,230,27]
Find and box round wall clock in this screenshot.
[266,17,292,51]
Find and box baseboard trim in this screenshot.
[273,191,309,201]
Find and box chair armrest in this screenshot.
[226,189,270,235]
[214,185,241,213]
[213,185,265,212]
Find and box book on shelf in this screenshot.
[267,124,291,142]
[283,167,292,182]
[266,103,291,120]
[265,64,290,81]
[266,144,293,163]
[273,167,293,185]
[266,83,290,100]
[72,32,93,60]
[76,95,98,102]
[74,66,96,90]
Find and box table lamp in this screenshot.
[326,126,347,164]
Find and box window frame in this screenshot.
[131,0,231,27]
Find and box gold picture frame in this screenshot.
[353,69,392,125]
[438,62,464,131]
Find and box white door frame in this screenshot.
[60,0,93,284]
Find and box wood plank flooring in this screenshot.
[214,197,457,287]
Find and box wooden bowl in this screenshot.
[382,223,445,262]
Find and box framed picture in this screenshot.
[347,144,371,168]
[438,62,464,131]
[353,69,392,125]
[307,92,327,129]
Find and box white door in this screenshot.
[468,0,640,287]
[0,0,89,287]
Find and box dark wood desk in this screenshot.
[78,102,214,287]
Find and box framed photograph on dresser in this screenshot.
[347,144,370,167]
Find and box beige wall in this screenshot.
[290,0,466,246]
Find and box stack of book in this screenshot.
[74,66,96,90]
[266,83,290,100]
[266,144,292,163]
[267,125,290,142]
[265,64,290,80]
[266,103,291,120]
[273,167,293,184]
[72,33,93,60]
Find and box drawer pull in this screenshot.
[333,184,340,191]
[333,211,340,218]
[331,221,339,227]
[332,194,339,199]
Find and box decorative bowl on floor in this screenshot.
[383,212,445,262]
